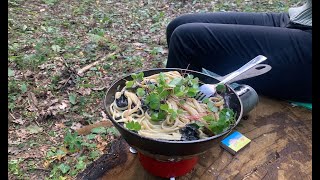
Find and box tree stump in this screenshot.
[78,97,312,180]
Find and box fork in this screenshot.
[195,55,268,101]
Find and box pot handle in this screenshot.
[220,64,272,83]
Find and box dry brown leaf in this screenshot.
[8,146,25,155]
[16,129,29,139]
[97,143,106,152]
[43,160,51,169]
[101,111,107,119]
[55,122,66,129]
[96,135,108,152]
[77,87,91,95]
[11,118,25,125]
[28,92,38,106]
[59,102,68,110]
[70,122,83,130]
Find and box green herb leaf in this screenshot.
[20,83,27,93]
[159,90,170,99]
[91,127,107,134]
[64,131,82,153]
[58,163,70,174]
[107,127,120,136]
[187,87,199,97]
[131,72,144,81]
[206,108,236,135]
[216,84,227,93]
[69,93,77,105]
[136,88,145,97]
[208,120,226,135]
[160,104,169,111]
[174,86,185,97]
[126,80,134,88]
[137,72,144,80]
[148,83,156,90]
[145,93,160,110]
[158,72,166,86]
[76,160,86,170]
[207,101,218,112]
[125,121,141,131]
[151,110,167,121]
[89,151,100,160]
[168,77,183,87]
[8,68,15,77]
[51,45,61,52]
[219,108,236,123]
[202,97,209,103]
[203,115,215,122]
[86,133,96,140]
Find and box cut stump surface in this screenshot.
[78,97,312,180]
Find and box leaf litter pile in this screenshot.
[8,0,298,179]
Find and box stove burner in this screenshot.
[138,152,198,178]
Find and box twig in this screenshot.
[77,50,119,76]
[33,168,50,172]
[9,112,16,120]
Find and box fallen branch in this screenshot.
[77,50,119,76]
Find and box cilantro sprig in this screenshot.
[125,121,141,131]
[202,108,236,135]
[126,72,144,88]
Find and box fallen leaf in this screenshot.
[69,94,77,105]
[8,146,24,155]
[97,143,106,152]
[28,92,38,106]
[11,118,25,125]
[101,111,107,119]
[8,68,15,77]
[26,125,43,134]
[16,129,28,139]
[43,160,51,169]
[20,83,27,93]
[55,122,66,129]
[51,45,61,53]
[77,87,91,95]
[59,102,68,110]
[70,122,82,130]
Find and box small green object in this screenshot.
[69,93,77,105]
[58,163,70,174]
[216,84,226,93]
[91,127,107,134]
[125,121,141,131]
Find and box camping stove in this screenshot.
[129,84,259,179]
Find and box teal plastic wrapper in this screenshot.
[290,101,312,110]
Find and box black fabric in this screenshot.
[166,12,312,102]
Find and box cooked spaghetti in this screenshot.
[110,71,236,141]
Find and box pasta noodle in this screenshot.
[110,71,235,141]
